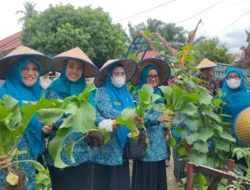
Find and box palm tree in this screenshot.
[16,1,38,25]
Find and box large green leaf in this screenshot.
[215,139,230,151]
[64,141,76,163]
[159,86,172,104]
[48,128,71,168]
[220,131,236,142]
[185,132,199,145]
[115,117,137,133]
[167,136,176,148]
[12,160,45,172]
[180,102,197,116]
[194,141,208,153]
[120,107,137,121]
[37,108,64,125]
[78,83,96,101]
[2,95,19,111]
[171,85,183,107]
[199,91,213,105]
[74,102,96,134]
[184,118,201,131]
[203,110,220,123]
[190,150,207,166]
[199,127,214,142]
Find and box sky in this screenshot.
[1,0,250,54]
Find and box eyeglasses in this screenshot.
[227,75,240,80]
[147,75,159,80]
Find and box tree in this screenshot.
[194,38,235,64]
[21,4,128,67]
[16,1,38,25]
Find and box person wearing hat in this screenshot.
[44,47,99,190]
[197,58,218,96]
[131,58,172,190]
[0,46,54,189]
[90,58,143,190]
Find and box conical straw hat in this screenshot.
[95,58,137,87]
[0,45,54,79]
[131,58,171,86]
[196,58,217,69]
[54,47,98,77]
[233,107,250,147]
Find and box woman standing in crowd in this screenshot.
[131,58,172,190]
[90,59,142,190]
[0,46,54,189]
[45,47,99,190]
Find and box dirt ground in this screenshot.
[167,159,183,190]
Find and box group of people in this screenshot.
[0,45,249,190]
[0,46,172,190]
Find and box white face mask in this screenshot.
[111,77,126,88]
[226,78,241,89]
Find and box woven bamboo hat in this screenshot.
[131,58,171,86]
[196,58,217,69]
[95,58,137,87]
[54,47,98,77]
[0,46,54,79]
[233,107,250,147]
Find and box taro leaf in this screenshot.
[194,141,209,153]
[185,132,199,145]
[177,145,187,156]
[141,84,154,96]
[199,91,213,105]
[120,107,137,121]
[101,129,111,144]
[64,141,76,163]
[220,131,236,142]
[58,115,74,130]
[2,96,19,111]
[159,86,172,104]
[171,85,183,107]
[179,102,197,116]
[63,102,78,115]
[37,108,64,125]
[167,136,176,148]
[78,83,96,101]
[215,139,230,151]
[184,118,200,131]
[199,127,214,142]
[203,110,220,123]
[115,117,137,133]
[74,102,96,134]
[12,160,45,172]
[190,150,207,166]
[48,128,71,168]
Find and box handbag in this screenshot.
[123,138,146,160]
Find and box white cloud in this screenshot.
[1,0,250,53]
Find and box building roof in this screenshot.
[0,31,22,55]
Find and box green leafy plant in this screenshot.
[36,83,110,168]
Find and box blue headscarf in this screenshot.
[47,60,95,106]
[0,58,45,159]
[103,64,135,148]
[48,60,86,98]
[222,67,250,123]
[135,65,165,104]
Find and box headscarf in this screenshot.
[47,60,86,98]
[103,64,135,148]
[135,65,165,104]
[221,67,250,123]
[0,58,45,159]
